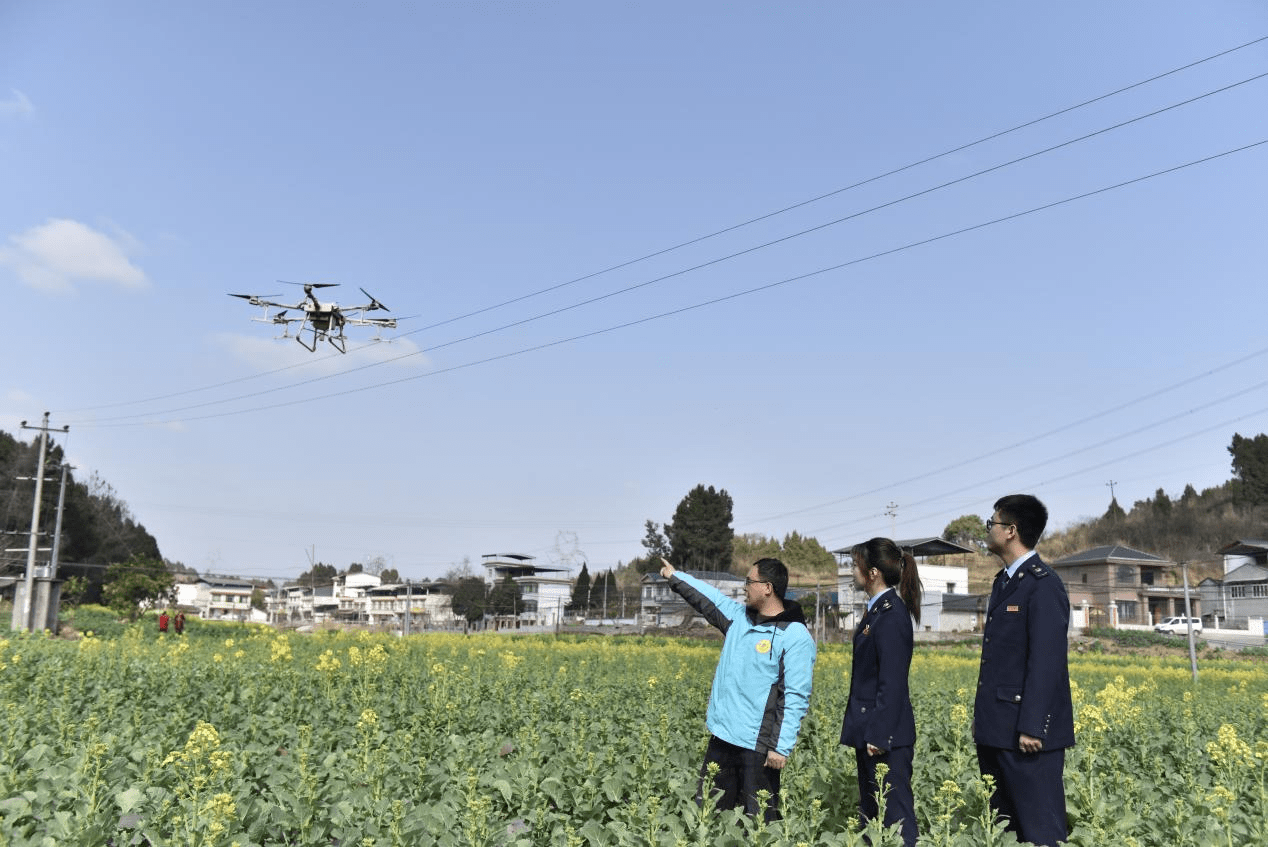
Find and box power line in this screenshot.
[55,35,1268,417]
[70,137,1268,428]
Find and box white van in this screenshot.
[1154,616,1202,635]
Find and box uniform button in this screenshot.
[1013,695,1021,702]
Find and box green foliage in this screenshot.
[295,562,337,587]
[450,577,488,622]
[1229,432,1268,506]
[60,604,129,639]
[1103,497,1127,522]
[640,519,671,564]
[1087,627,1202,649]
[0,634,1264,846]
[942,515,987,550]
[488,575,521,617]
[571,563,592,610]
[734,532,835,577]
[100,556,175,621]
[666,484,735,571]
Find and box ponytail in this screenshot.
[854,538,924,625]
[897,549,923,625]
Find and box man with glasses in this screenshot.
[974,494,1074,846]
[658,556,816,821]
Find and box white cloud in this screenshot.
[0,218,148,293]
[0,89,34,119]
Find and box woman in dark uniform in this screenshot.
[840,537,922,847]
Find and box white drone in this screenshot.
[230,282,397,353]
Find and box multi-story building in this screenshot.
[1051,544,1196,628]
[1199,539,1268,631]
[174,575,261,622]
[480,553,572,626]
[833,537,974,632]
[640,570,745,626]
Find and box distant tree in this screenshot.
[451,577,488,622]
[1180,483,1199,506]
[250,587,267,611]
[1151,488,1173,518]
[641,520,671,563]
[488,575,521,617]
[101,555,175,621]
[780,531,836,576]
[1104,497,1127,522]
[379,568,401,583]
[296,563,337,587]
[1229,432,1268,506]
[666,484,734,571]
[732,533,783,574]
[347,562,364,574]
[571,562,592,610]
[943,515,988,550]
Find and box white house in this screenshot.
[1199,539,1268,631]
[481,553,572,626]
[174,575,261,622]
[833,537,973,632]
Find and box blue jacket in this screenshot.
[973,556,1075,750]
[669,572,817,757]
[840,589,915,751]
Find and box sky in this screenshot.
[2,2,1266,584]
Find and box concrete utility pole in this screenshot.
[13,413,67,632]
[1181,561,1198,682]
[49,462,73,580]
[885,502,898,538]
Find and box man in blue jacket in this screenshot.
[974,494,1074,846]
[659,556,816,821]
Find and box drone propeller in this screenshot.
[279,280,340,289]
[229,292,281,301]
[359,287,390,312]
[271,310,289,324]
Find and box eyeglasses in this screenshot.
[985,519,1013,530]
[744,578,771,587]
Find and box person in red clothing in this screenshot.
[158,610,169,634]
[174,612,185,635]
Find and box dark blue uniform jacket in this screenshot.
[840,590,915,752]
[973,556,1075,750]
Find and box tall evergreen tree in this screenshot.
[666,484,734,571]
[1229,432,1268,506]
[571,562,592,610]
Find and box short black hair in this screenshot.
[753,557,789,599]
[993,494,1048,549]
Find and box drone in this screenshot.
[229,282,397,353]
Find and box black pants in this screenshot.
[855,745,917,847]
[696,735,781,821]
[977,744,1068,847]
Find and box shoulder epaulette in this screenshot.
[1029,563,1050,579]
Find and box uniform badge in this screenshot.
[1007,605,1020,612]
[756,639,772,654]
[862,625,871,636]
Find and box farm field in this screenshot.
[1,621,1265,846]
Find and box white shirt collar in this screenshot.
[1005,549,1038,580]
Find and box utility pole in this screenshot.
[49,462,73,579]
[13,414,67,632]
[885,502,899,538]
[1181,561,1198,682]
[1106,480,1117,502]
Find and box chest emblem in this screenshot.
[1007,605,1020,613]
[861,625,870,636]
[755,639,772,654]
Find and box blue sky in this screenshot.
[2,2,1266,582]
